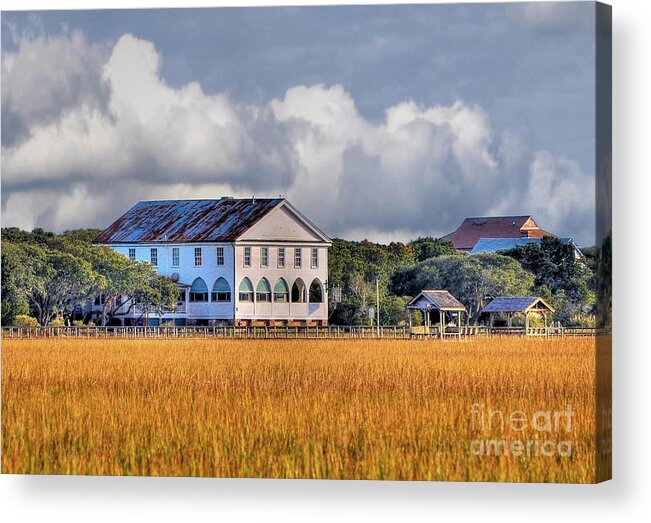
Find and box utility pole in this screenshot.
[375,275,380,338]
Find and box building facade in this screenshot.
[93,198,331,326]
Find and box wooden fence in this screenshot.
[1,325,602,340]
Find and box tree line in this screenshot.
[1,228,178,326]
[329,236,597,327]
[1,228,600,327]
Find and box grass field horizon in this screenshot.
[2,337,601,482]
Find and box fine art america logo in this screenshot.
[470,403,574,458]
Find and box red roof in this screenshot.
[443,216,554,250]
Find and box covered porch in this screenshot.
[481,296,555,335]
[406,290,466,340]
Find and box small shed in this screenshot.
[406,290,466,339]
[481,296,555,330]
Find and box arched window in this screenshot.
[211,277,231,302]
[256,278,271,302]
[273,278,289,303]
[238,278,254,302]
[189,278,209,302]
[291,278,306,303]
[309,279,323,303]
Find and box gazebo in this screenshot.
[406,290,466,339]
[481,296,555,332]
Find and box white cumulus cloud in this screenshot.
[1,31,595,245]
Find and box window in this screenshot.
[238,278,254,302]
[309,279,324,303]
[277,247,285,268]
[243,247,251,267]
[194,247,202,266]
[128,248,136,261]
[256,278,272,302]
[274,279,289,303]
[311,248,319,269]
[294,248,302,268]
[211,278,231,302]
[216,246,224,266]
[94,294,105,306]
[172,247,180,267]
[189,278,209,302]
[150,248,158,266]
[260,247,269,267]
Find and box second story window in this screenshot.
[128,248,136,261]
[172,247,180,267]
[260,247,269,267]
[216,246,224,266]
[244,246,251,267]
[194,247,202,266]
[277,247,285,268]
[294,247,302,268]
[311,248,319,269]
[150,248,158,266]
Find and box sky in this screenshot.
[1,2,597,245]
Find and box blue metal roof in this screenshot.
[482,296,555,313]
[95,198,284,244]
[470,237,576,255]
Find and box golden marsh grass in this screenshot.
[2,337,600,481]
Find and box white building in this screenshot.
[94,197,331,326]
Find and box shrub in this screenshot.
[49,317,66,327]
[14,315,40,328]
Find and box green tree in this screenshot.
[1,241,30,325]
[52,236,156,325]
[15,243,106,325]
[410,237,458,262]
[390,253,535,323]
[135,273,179,325]
[381,295,412,325]
[501,237,595,324]
[328,238,415,325]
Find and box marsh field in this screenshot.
[2,337,605,482]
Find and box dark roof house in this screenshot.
[443,215,554,251]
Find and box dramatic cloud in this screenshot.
[1,31,595,245]
[1,29,109,146]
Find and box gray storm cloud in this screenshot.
[1,31,595,245]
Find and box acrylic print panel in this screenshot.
[0,2,611,483]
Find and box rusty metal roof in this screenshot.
[95,198,284,244]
